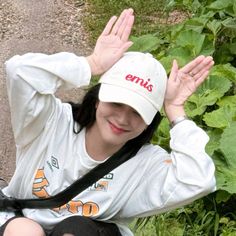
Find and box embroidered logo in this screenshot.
[51,156,59,169]
[125,74,153,92]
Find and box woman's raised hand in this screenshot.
[87,8,134,75]
[164,55,214,121]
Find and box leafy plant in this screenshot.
[82,0,236,234]
[129,0,236,235]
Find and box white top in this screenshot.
[1,52,216,235]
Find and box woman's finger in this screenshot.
[169,59,179,82]
[180,55,205,74]
[180,56,214,80]
[189,59,214,82]
[111,9,128,35]
[116,9,134,39]
[190,57,214,76]
[119,14,134,42]
[191,61,213,80]
[100,16,118,36]
[195,70,210,87]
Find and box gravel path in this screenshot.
[0,0,92,181]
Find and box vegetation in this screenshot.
[82,0,178,44]
[82,0,236,235]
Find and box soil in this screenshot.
[0,0,92,182]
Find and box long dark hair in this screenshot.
[69,84,162,147]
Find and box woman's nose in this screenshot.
[116,106,132,124]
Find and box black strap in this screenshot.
[0,142,141,211]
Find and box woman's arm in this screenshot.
[117,121,216,218]
[5,8,135,146]
[117,56,216,219]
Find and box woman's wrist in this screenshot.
[170,115,189,128]
[86,54,103,76]
[164,103,186,123]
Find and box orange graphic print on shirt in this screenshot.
[32,169,99,216]
[32,169,49,198]
[54,200,99,216]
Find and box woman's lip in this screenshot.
[109,122,127,134]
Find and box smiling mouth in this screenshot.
[108,121,128,134]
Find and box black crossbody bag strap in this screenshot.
[0,142,142,211]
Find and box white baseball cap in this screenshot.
[98,52,167,125]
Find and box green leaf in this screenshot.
[160,55,187,74]
[207,0,232,10]
[152,117,170,151]
[175,30,205,56]
[203,106,236,128]
[234,1,236,16]
[167,47,193,63]
[184,18,207,33]
[214,43,235,64]
[216,121,236,193]
[215,190,232,203]
[185,90,218,117]
[207,20,222,36]
[206,129,222,156]
[211,64,236,84]
[222,18,236,30]
[229,42,236,54]
[186,75,232,117]
[169,23,185,40]
[129,34,161,52]
[217,95,236,108]
[200,35,215,55]
[199,75,232,98]
[222,18,236,31]
[222,18,236,38]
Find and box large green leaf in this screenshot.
[229,42,236,55]
[211,64,236,83]
[207,0,232,10]
[183,18,207,33]
[217,95,236,108]
[206,129,223,156]
[175,30,205,56]
[198,75,232,97]
[129,34,161,52]
[152,117,170,151]
[222,18,236,38]
[234,0,236,16]
[216,121,236,193]
[222,18,236,31]
[185,75,232,117]
[160,55,187,74]
[214,43,235,64]
[207,19,222,36]
[199,35,215,55]
[185,90,220,117]
[203,106,236,128]
[167,47,193,63]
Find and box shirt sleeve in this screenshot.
[117,120,216,219]
[5,52,91,146]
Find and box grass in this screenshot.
[81,0,172,46]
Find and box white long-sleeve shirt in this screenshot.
[2,52,216,235]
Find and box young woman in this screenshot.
[0,8,216,236]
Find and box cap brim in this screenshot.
[99,84,157,125]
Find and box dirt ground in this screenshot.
[0,0,92,181]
